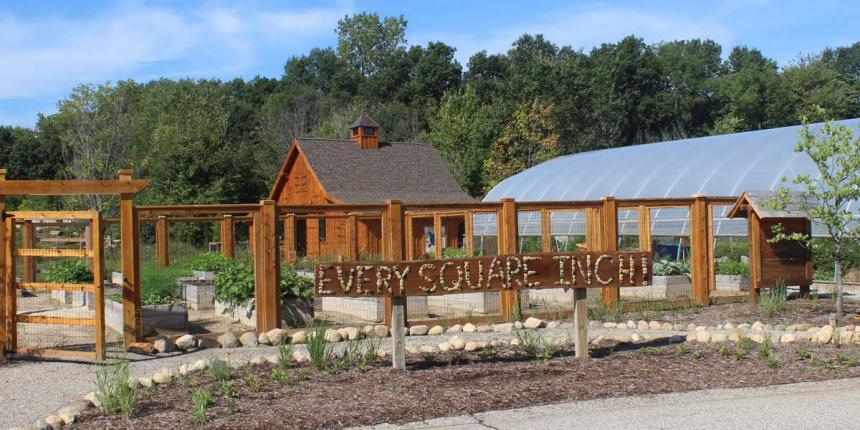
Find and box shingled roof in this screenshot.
[285,138,473,203]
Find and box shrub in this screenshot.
[139,262,183,305]
[213,260,255,308]
[280,268,313,300]
[442,247,467,259]
[186,252,231,272]
[653,259,690,277]
[44,260,93,283]
[94,360,135,417]
[716,259,750,276]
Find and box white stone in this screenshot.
[627,320,637,329]
[477,324,494,333]
[438,342,452,352]
[630,333,643,343]
[324,329,342,343]
[464,341,482,352]
[374,325,390,337]
[84,391,101,408]
[293,350,309,363]
[637,321,649,330]
[696,331,711,343]
[723,323,735,330]
[450,336,466,350]
[250,355,266,365]
[524,317,545,329]
[192,360,208,371]
[463,323,477,333]
[179,363,190,376]
[686,333,697,342]
[291,330,307,344]
[409,325,430,336]
[695,325,707,332]
[342,326,362,340]
[446,324,463,333]
[602,322,617,328]
[661,322,674,330]
[361,325,375,337]
[419,345,437,354]
[796,323,813,331]
[428,325,445,335]
[266,328,288,345]
[711,333,727,343]
[815,325,834,344]
[44,416,63,430]
[511,338,521,346]
[153,335,175,354]
[175,334,196,350]
[514,321,524,329]
[648,321,662,330]
[751,321,764,331]
[780,333,797,343]
[257,332,271,345]
[546,321,561,329]
[493,323,514,334]
[406,346,419,354]
[239,331,259,347]
[749,333,765,344]
[218,331,240,348]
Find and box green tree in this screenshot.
[766,113,860,322]
[336,13,408,77]
[484,98,560,190]
[430,86,498,196]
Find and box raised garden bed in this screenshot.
[622,275,692,300]
[716,274,750,292]
[178,278,215,311]
[105,300,188,332]
[217,298,313,327]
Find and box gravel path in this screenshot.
[356,377,860,429]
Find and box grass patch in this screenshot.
[759,280,787,318]
[93,360,135,417]
[190,388,213,423]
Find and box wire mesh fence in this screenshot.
[711,204,751,298]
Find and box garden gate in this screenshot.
[3,211,106,361]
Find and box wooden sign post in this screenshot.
[315,250,653,368]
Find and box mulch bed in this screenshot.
[69,340,860,430]
[618,297,860,327]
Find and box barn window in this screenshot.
[319,219,327,243]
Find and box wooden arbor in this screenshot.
[728,192,813,302]
[0,169,150,354]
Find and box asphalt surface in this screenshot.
[359,377,860,430]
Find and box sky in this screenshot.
[1,0,858,127]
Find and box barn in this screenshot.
[269,114,473,261]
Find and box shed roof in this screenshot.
[728,191,811,220]
[349,114,380,129]
[279,138,473,204]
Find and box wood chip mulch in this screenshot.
[68,340,860,430]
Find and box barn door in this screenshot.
[3,211,105,361]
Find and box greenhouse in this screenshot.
[480,118,860,244]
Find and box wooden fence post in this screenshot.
[690,194,710,306]
[118,169,141,346]
[254,200,281,333]
[155,216,169,267]
[283,214,297,263]
[600,197,619,307]
[91,212,106,361]
[638,205,652,252]
[498,198,520,321]
[221,215,235,259]
[383,200,406,370]
[4,217,15,351]
[345,213,358,261]
[248,218,255,257]
[433,212,443,259]
[0,169,5,359]
[21,221,35,283]
[540,208,552,252]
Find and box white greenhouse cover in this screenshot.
[481,119,860,238]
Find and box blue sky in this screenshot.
[1,0,857,127]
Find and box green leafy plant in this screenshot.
[213,259,255,309]
[442,247,467,259]
[190,389,213,423]
[139,261,184,305]
[277,343,294,369]
[208,359,232,382]
[93,360,135,417]
[715,259,750,276]
[44,260,93,283]
[653,259,690,277]
[280,267,313,300]
[216,380,238,398]
[186,252,231,272]
[272,368,292,386]
[675,344,689,357]
[242,374,262,392]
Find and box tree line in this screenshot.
[2,12,859,210]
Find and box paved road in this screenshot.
[359,377,860,430]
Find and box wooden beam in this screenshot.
[18,282,93,292]
[689,194,710,306]
[136,204,261,216]
[433,212,443,259]
[91,212,106,361]
[638,205,652,252]
[15,248,91,258]
[498,198,520,321]
[221,215,235,259]
[21,221,35,283]
[0,179,149,196]
[5,217,16,351]
[540,208,552,252]
[464,210,474,257]
[119,170,141,346]
[748,212,761,304]
[17,315,94,326]
[283,214,297,263]
[383,200,406,370]
[600,197,619,307]
[346,213,358,261]
[155,216,169,267]
[253,201,280,333]
[0,184,5,358]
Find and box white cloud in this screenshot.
[0,3,348,100]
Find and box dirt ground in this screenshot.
[69,339,860,430]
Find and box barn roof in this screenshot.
[349,114,380,129]
[277,138,473,204]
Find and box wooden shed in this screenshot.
[269,115,473,261]
[728,191,813,301]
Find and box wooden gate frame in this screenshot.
[0,169,149,360]
[5,211,106,361]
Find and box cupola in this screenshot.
[349,114,380,149]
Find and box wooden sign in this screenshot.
[315,251,652,297]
